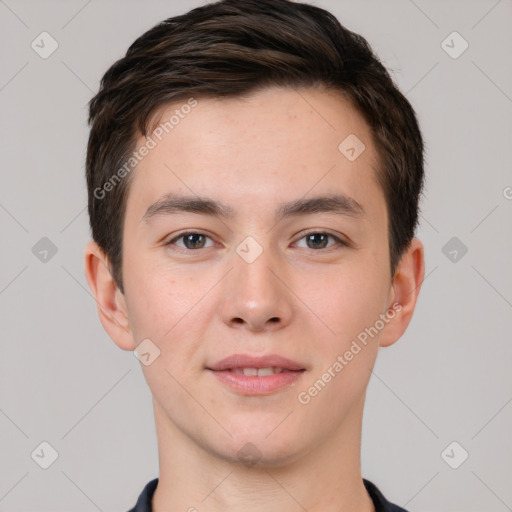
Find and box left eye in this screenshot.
[169,232,215,250]
[295,232,343,250]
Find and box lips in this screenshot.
[206,354,306,395]
[206,353,305,372]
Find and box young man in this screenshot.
[84,0,425,510]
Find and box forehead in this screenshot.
[125,86,383,223]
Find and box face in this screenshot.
[116,86,399,464]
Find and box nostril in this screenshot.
[269,317,280,323]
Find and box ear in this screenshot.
[84,240,136,351]
[379,238,425,348]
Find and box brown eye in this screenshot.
[182,233,206,249]
[295,232,344,250]
[168,232,214,250]
[305,233,329,249]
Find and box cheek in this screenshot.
[302,263,389,349]
[123,256,219,359]
[295,270,385,423]
[123,257,184,341]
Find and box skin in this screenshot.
[85,86,424,512]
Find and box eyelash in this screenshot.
[165,230,348,252]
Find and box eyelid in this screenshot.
[293,230,350,248]
[166,230,217,249]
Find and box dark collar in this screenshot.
[128,477,409,512]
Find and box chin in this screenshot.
[214,427,306,468]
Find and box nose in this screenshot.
[219,246,294,333]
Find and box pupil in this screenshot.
[185,234,204,249]
[307,234,327,249]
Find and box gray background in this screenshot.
[1,0,511,510]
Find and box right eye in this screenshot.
[166,231,215,250]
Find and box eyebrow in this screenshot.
[141,193,364,223]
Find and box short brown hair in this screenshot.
[86,0,424,293]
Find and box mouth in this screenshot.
[206,354,306,395]
[228,367,294,376]
[207,353,306,372]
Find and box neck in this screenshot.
[151,395,374,512]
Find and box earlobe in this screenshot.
[83,241,136,351]
[379,238,425,348]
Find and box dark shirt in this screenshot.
[127,477,409,512]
